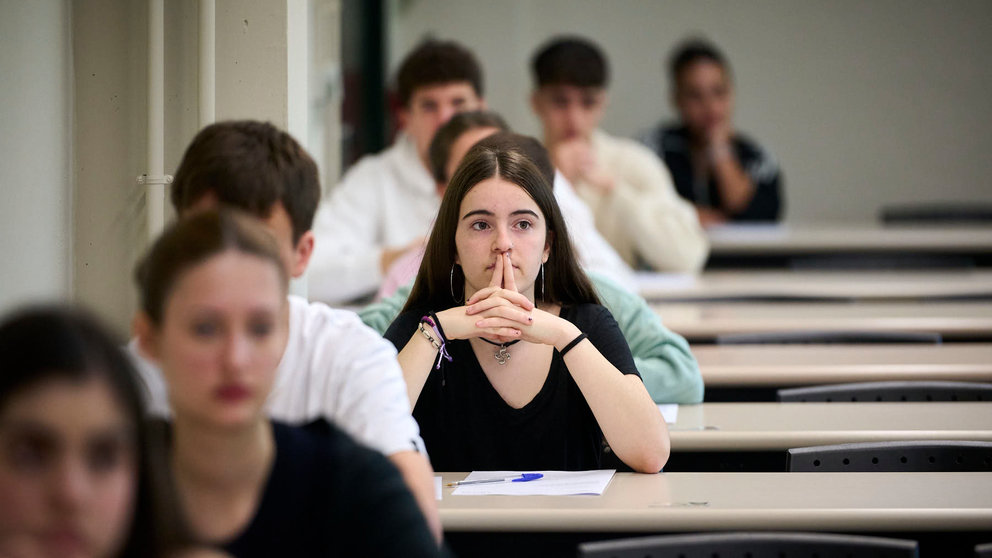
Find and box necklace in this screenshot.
[479,338,521,365]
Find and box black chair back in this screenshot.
[777,380,992,402]
[787,440,992,472]
[578,532,919,558]
[880,203,992,225]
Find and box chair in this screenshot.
[716,330,942,345]
[578,531,919,558]
[787,440,992,472]
[777,380,992,402]
[880,203,992,225]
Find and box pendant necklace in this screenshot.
[479,338,521,365]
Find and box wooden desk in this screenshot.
[637,270,992,302]
[669,402,992,451]
[704,224,992,269]
[652,301,992,342]
[706,224,992,255]
[695,343,992,387]
[438,471,992,532]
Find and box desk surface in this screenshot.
[438,472,992,532]
[668,402,992,451]
[706,224,992,254]
[638,270,992,301]
[695,343,992,386]
[653,301,992,341]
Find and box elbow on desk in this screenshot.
[623,438,671,474]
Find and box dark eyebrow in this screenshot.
[511,209,541,219]
[461,209,494,220]
[461,209,541,221]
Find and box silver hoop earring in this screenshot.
[450,263,463,304]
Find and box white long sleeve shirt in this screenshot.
[309,134,440,304]
[574,130,709,272]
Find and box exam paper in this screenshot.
[658,403,678,424]
[452,470,615,496]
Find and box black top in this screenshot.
[643,124,783,221]
[384,304,640,471]
[216,420,440,557]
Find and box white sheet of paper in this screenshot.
[434,476,443,500]
[658,403,678,423]
[451,469,616,496]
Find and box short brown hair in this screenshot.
[531,36,609,89]
[170,120,320,243]
[396,39,484,107]
[135,209,287,325]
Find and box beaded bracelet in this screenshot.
[420,315,453,369]
[417,321,442,351]
[558,332,588,357]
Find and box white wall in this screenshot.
[388,0,992,223]
[0,0,73,314]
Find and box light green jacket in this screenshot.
[357,270,703,404]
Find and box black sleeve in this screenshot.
[572,304,640,378]
[330,429,444,557]
[734,139,783,222]
[383,310,424,352]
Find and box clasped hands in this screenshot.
[436,253,575,348]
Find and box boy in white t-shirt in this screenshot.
[128,120,442,541]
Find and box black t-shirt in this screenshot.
[384,303,641,472]
[218,420,440,558]
[643,124,783,221]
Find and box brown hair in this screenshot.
[135,210,288,325]
[403,138,598,312]
[427,110,509,184]
[531,36,609,89]
[0,306,190,557]
[396,39,484,107]
[170,120,320,243]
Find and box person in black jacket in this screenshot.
[641,39,784,225]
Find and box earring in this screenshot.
[450,263,463,304]
[539,263,545,304]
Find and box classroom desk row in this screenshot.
[694,343,992,401]
[637,269,992,302]
[703,224,992,269]
[438,471,992,533]
[439,472,992,557]
[705,224,992,254]
[652,301,992,342]
[667,402,992,452]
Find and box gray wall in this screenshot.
[0,0,73,313]
[387,0,992,223]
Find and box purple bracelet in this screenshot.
[421,315,453,369]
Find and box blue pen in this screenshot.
[447,473,543,487]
